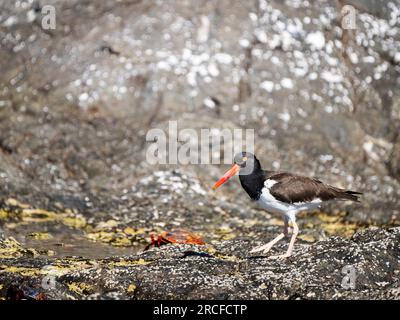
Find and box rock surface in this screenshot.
[0,227,399,299]
[0,0,400,299]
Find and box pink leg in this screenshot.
[250,219,289,254]
[268,221,299,260]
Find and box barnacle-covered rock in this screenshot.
[0,227,399,299]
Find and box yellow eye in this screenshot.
[243,156,248,162]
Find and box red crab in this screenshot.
[143,229,205,251]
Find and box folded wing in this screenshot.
[266,172,362,204]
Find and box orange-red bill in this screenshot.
[212,164,240,190]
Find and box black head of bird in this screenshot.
[212,152,261,190]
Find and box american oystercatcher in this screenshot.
[212,152,362,259]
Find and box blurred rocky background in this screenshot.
[0,0,399,299]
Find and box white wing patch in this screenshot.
[264,179,277,188]
[293,198,323,205]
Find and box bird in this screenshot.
[212,152,362,259]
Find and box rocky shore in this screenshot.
[1,223,399,299]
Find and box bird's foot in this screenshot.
[250,243,273,254]
[267,253,292,260]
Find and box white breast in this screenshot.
[256,179,322,221]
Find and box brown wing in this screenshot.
[267,172,361,204]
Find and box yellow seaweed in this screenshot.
[127,284,136,293]
[67,282,94,296]
[28,232,53,240]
